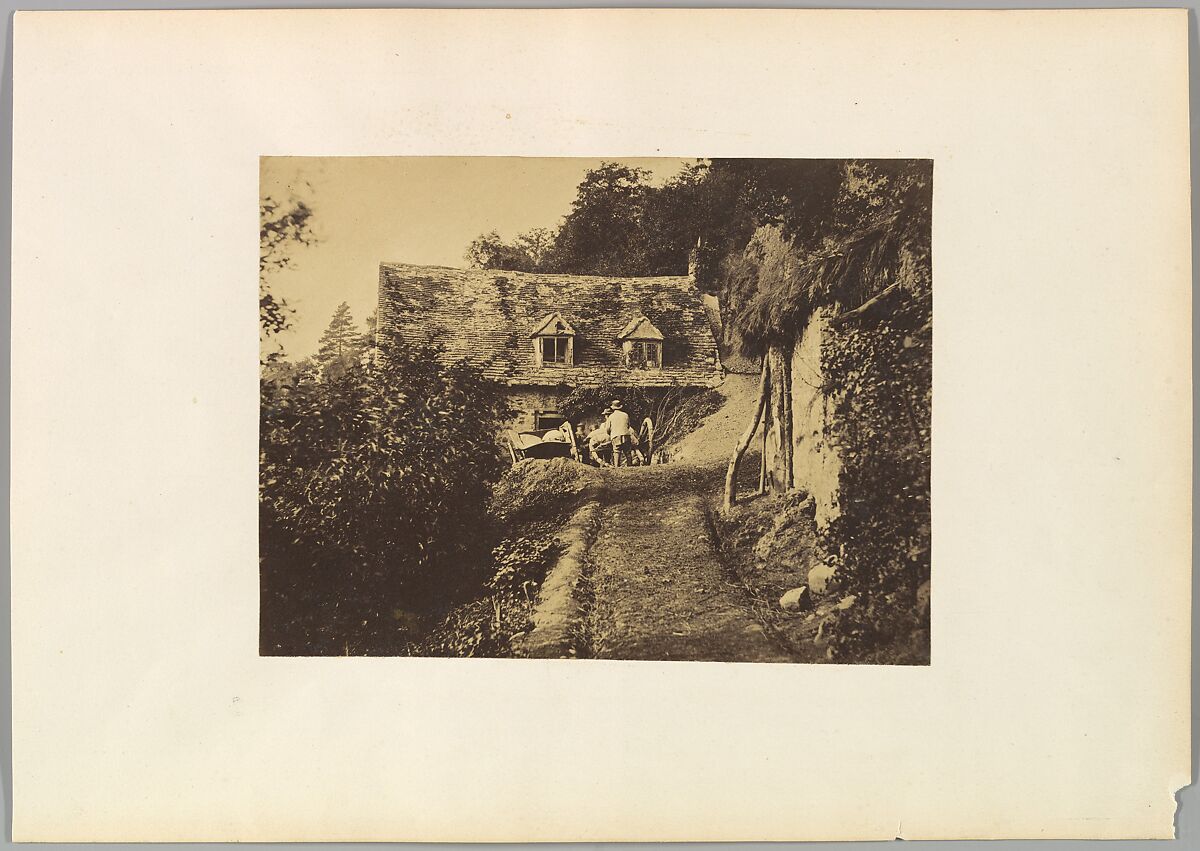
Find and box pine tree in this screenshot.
[315,302,366,380]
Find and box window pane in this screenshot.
[628,341,659,368]
[540,336,568,364]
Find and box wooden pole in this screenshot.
[830,281,901,325]
[757,412,767,496]
[783,343,794,490]
[724,358,770,512]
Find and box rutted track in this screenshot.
[513,373,799,662]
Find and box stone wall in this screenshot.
[789,309,843,528]
[504,385,662,435]
[504,387,569,431]
[762,308,843,528]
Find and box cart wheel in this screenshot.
[562,420,580,462]
[640,417,654,464]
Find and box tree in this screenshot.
[458,158,930,297]
[260,332,509,655]
[460,161,724,280]
[315,302,367,380]
[464,227,560,273]
[515,228,555,268]
[465,230,537,271]
[364,311,378,346]
[636,162,712,276]
[260,196,315,342]
[543,162,654,275]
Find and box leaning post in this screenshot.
[723,358,770,512]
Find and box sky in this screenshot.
[261,157,694,359]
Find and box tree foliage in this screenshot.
[315,301,368,380]
[259,332,509,655]
[260,196,315,341]
[543,163,653,274]
[461,159,930,296]
[466,230,535,272]
[465,227,557,272]
[465,161,710,278]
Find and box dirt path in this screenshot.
[582,462,795,662]
[671,372,762,466]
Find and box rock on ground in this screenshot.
[779,586,811,612]
[807,562,837,595]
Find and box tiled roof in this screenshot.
[530,312,576,337]
[378,263,724,389]
[618,315,664,341]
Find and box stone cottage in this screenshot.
[376,262,724,431]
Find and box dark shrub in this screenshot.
[260,336,508,654]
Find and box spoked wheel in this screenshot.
[562,421,580,462]
[639,417,654,465]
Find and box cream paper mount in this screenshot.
[10,8,1192,841]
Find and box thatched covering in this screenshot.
[730,200,932,353]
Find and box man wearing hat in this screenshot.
[606,400,632,467]
[587,407,613,466]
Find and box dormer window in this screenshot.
[627,340,662,369]
[618,315,665,371]
[530,312,576,368]
[541,336,569,364]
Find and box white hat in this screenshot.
[611,400,623,409]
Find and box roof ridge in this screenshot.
[379,261,694,285]
[378,263,722,388]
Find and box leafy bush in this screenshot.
[417,597,509,658]
[560,382,655,427]
[259,334,509,655]
[820,294,931,663]
[489,535,560,593]
[416,529,562,658]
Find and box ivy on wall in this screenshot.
[820,292,932,662]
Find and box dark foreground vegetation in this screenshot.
[260,158,930,659]
[259,334,509,654]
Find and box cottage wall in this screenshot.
[504,386,569,431]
